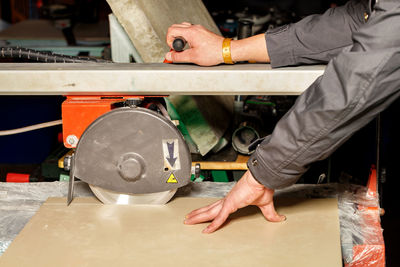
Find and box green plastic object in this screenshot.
[191,173,205,182]
[165,96,232,156]
[59,172,69,182]
[211,170,229,182]
[165,97,199,153]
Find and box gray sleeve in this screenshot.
[249,1,400,189]
[266,0,369,68]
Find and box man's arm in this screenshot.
[165,0,369,66]
[249,1,400,189]
[267,0,369,67]
[181,1,400,233]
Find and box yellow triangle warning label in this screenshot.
[166,173,178,183]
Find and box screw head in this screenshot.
[66,135,78,146]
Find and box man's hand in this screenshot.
[165,23,270,66]
[165,22,224,66]
[184,170,286,233]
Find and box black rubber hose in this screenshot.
[0,46,110,63]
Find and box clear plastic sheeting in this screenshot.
[0,181,384,266]
[0,181,93,255]
[339,186,384,267]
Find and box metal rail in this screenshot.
[0,63,324,95]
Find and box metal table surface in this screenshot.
[0,63,324,95]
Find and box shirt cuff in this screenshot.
[265,24,296,68]
[247,148,299,189]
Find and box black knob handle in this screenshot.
[172,37,187,52]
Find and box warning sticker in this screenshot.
[166,173,178,184]
[162,139,181,170]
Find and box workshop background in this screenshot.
[0,0,399,266]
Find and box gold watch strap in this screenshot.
[222,38,234,64]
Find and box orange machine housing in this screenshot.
[62,95,147,148]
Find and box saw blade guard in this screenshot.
[73,107,191,203]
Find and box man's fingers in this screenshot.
[166,49,193,63]
[186,199,222,219]
[259,204,286,222]
[184,204,222,225]
[202,205,232,234]
[170,22,191,28]
[166,26,191,48]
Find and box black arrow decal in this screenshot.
[166,142,177,167]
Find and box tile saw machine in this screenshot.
[62,95,197,205]
[60,35,198,205]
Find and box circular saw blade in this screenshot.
[89,184,177,205]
